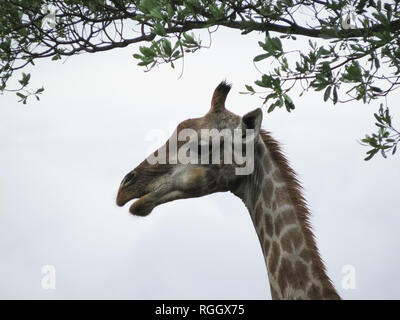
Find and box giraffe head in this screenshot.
[116,81,263,216]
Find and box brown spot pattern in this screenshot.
[307,284,322,299]
[278,258,310,295]
[263,154,272,173]
[263,238,271,256]
[281,228,303,253]
[294,261,310,286]
[264,213,274,236]
[257,227,265,243]
[281,209,297,225]
[254,203,263,226]
[270,286,280,299]
[300,249,312,262]
[312,263,326,282]
[274,215,284,236]
[275,187,290,207]
[277,258,292,294]
[268,242,280,275]
[322,286,341,300]
[272,170,285,183]
[262,179,274,207]
[281,234,292,253]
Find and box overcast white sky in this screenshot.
[0,27,399,300]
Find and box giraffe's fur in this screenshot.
[234,132,340,299]
[116,81,340,300]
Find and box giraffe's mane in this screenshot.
[259,129,333,287]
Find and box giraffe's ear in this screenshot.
[241,108,263,140]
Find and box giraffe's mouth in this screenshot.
[117,180,183,216]
[116,179,152,215]
[127,193,156,216]
[116,186,155,216]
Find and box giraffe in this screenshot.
[116,81,340,300]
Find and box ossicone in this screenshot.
[210,80,232,112]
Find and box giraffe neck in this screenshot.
[233,132,340,300]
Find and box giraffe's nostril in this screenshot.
[122,171,136,187]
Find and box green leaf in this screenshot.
[324,86,331,102]
[364,149,378,161]
[140,0,158,13]
[162,39,172,56]
[283,96,295,112]
[255,80,268,88]
[270,37,282,52]
[166,4,174,18]
[283,93,292,104]
[245,85,255,92]
[333,87,338,104]
[149,8,163,20]
[52,54,62,61]
[35,87,45,94]
[253,53,272,62]
[267,103,277,113]
[183,33,197,45]
[139,46,156,57]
